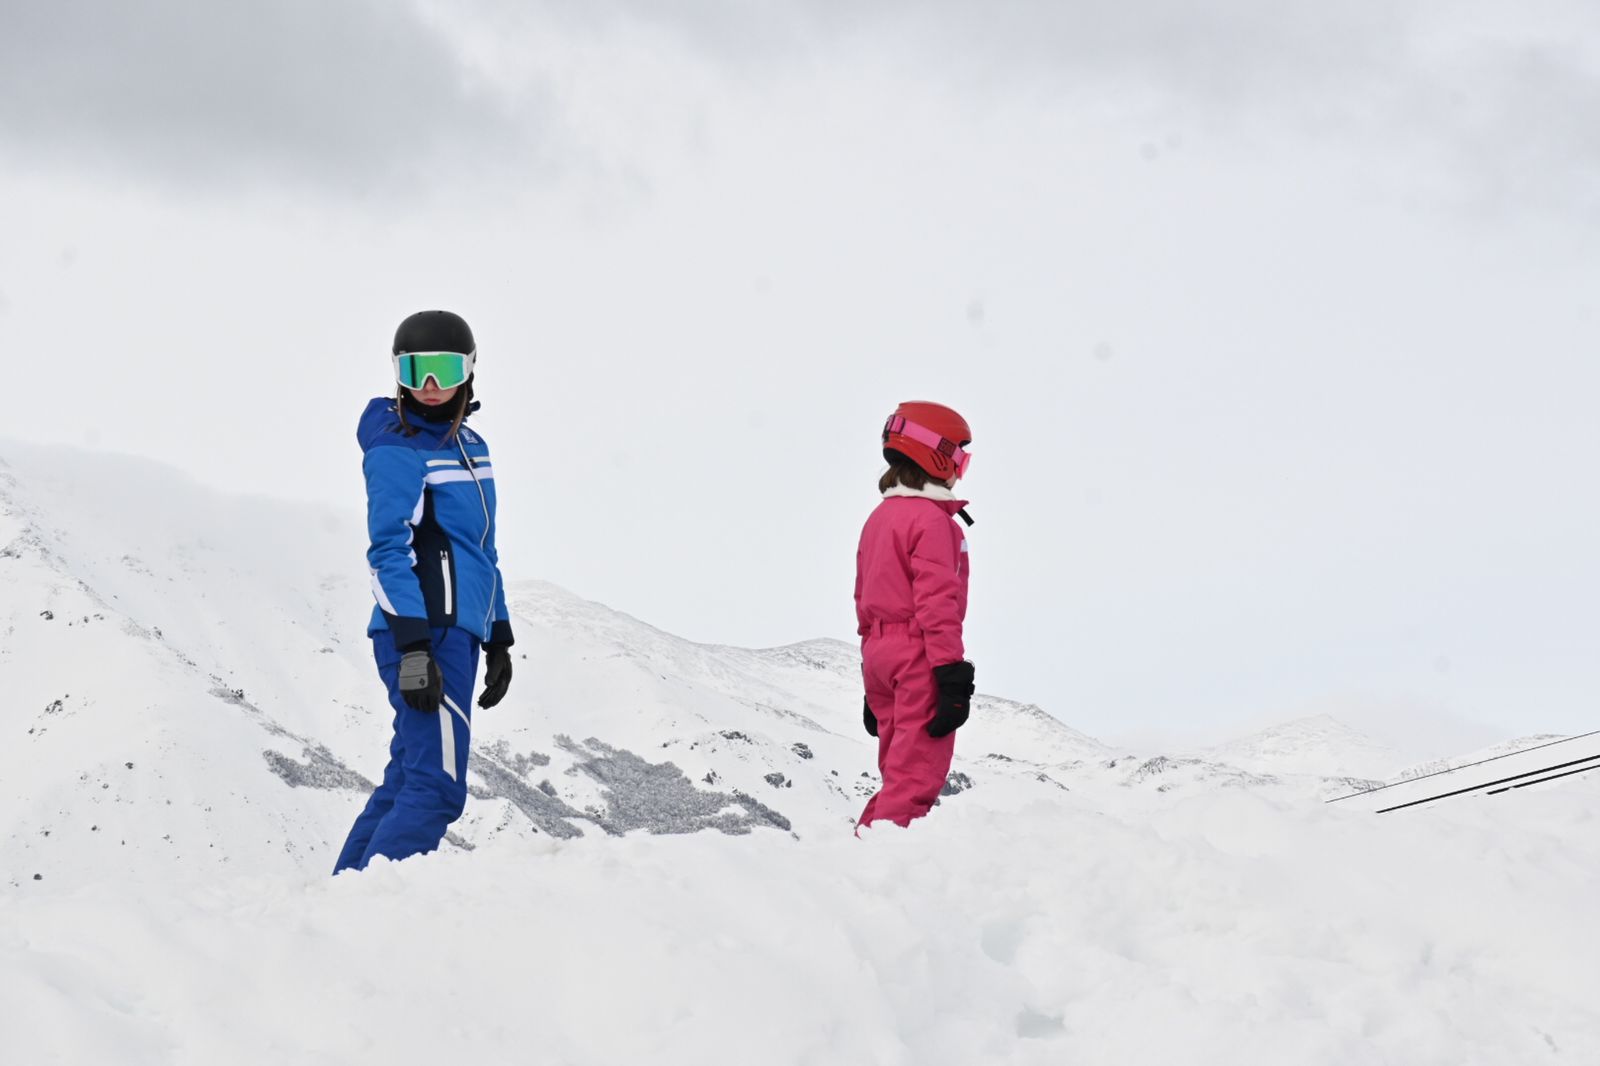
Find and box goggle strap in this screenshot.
[884,415,970,471]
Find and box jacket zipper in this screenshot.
[439,549,453,616]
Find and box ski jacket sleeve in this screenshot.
[908,514,966,667]
[486,536,514,647]
[853,550,868,645]
[363,444,433,650]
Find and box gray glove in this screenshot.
[398,648,443,712]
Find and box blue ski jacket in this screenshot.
[359,397,514,651]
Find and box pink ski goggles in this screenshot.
[884,415,972,476]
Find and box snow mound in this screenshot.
[8,788,1600,1065]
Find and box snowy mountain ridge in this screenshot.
[4,442,1599,1065]
[1394,733,1573,781]
[1203,713,1407,781]
[0,440,1568,887]
[3,442,1584,870]
[0,442,1139,886]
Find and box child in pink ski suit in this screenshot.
[855,401,976,829]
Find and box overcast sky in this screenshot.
[2,0,1596,752]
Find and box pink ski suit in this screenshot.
[855,487,971,828]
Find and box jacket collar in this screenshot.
[882,482,971,518]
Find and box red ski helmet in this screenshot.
[882,401,973,481]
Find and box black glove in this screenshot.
[863,696,878,738]
[397,647,443,712]
[479,643,513,709]
[927,660,975,738]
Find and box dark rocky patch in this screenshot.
[262,745,374,792]
[941,772,975,796]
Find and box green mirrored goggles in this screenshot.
[393,351,475,390]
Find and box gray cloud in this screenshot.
[496,0,1417,97]
[491,0,1600,213]
[453,0,1400,75]
[0,0,544,195]
[9,1,1597,213]
[1400,38,1600,215]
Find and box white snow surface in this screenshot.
[4,443,1599,1065]
[1395,733,1576,781]
[1204,714,1408,780]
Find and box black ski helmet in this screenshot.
[392,310,476,355]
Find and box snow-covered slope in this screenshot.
[1205,714,1406,780]
[1393,732,1575,780]
[0,441,1121,888]
[4,443,1598,1065]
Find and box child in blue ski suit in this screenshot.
[333,310,515,873]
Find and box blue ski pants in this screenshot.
[333,627,480,873]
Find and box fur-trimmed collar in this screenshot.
[882,482,959,502]
[882,480,974,525]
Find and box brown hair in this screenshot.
[395,386,471,442]
[879,456,934,493]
